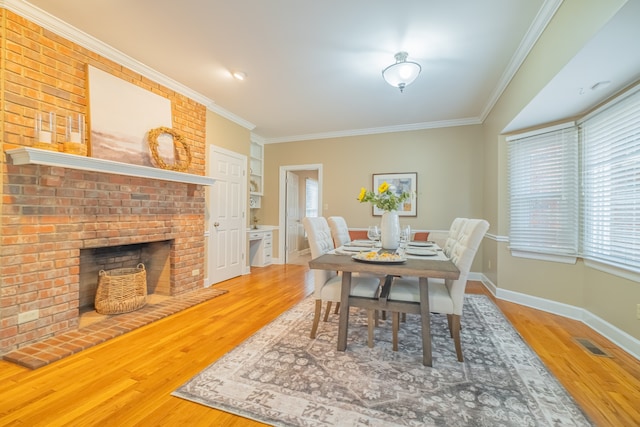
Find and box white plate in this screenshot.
[352,252,406,264]
[339,246,374,252]
[350,240,375,246]
[408,241,435,247]
[405,248,438,256]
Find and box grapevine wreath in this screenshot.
[147,127,192,172]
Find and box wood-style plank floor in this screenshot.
[0,264,638,426]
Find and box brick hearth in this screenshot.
[4,287,227,369]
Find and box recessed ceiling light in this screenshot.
[232,71,247,81]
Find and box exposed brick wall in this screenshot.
[1,10,208,355]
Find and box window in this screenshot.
[305,178,319,218]
[507,124,579,257]
[508,86,640,274]
[581,89,640,273]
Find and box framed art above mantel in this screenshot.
[372,172,417,216]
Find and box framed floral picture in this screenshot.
[372,172,417,216]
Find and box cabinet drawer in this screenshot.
[249,232,263,240]
[263,239,272,248]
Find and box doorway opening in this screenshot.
[278,164,322,264]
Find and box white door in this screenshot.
[278,165,323,262]
[286,171,299,262]
[208,146,245,284]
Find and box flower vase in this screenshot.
[380,210,400,250]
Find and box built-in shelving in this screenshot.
[249,138,264,208]
[6,147,215,186]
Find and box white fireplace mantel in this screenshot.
[6,147,215,186]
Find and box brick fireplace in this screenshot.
[0,161,206,356]
[0,8,211,357]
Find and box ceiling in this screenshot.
[18,0,640,143]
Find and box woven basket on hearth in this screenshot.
[95,263,147,315]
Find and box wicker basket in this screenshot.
[95,263,147,315]
[63,142,87,156]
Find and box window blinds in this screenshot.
[508,125,579,255]
[305,178,319,218]
[581,89,640,272]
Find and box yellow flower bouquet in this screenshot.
[357,181,410,212]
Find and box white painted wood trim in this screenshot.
[479,274,640,361]
[6,147,215,186]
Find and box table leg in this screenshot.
[419,277,432,367]
[337,271,352,351]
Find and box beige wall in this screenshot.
[263,125,485,267]
[482,0,640,341]
[206,111,251,157]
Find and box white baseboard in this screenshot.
[479,274,640,361]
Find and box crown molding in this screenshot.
[263,117,483,144]
[2,0,255,131]
[3,0,559,143]
[479,0,564,122]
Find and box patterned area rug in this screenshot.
[173,295,593,426]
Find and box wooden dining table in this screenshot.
[308,251,460,366]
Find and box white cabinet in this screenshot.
[248,229,273,267]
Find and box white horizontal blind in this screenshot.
[508,126,579,255]
[581,89,640,272]
[305,178,319,218]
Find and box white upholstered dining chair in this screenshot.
[442,217,468,257]
[327,216,352,248]
[302,217,381,339]
[327,215,388,337]
[388,218,489,361]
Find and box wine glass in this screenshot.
[404,225,411,243]
[367,225,380,247]
[399,226,411,255]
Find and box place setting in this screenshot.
[334,226,381,255]
[404,247,439,256]
[407,240,436,247]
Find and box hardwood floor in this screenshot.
[0,264,638,426]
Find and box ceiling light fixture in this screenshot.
[232,71,246,81]
[382,51,421,93]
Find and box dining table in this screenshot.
[308,241,460,366]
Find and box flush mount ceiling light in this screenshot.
[232,71,247,81]
[382,51,421,93]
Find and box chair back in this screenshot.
[445,219,489,314]
[302,217,337,297]
[443,217,468,257]
[327,216,351,248]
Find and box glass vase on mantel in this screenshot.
[380,210,400,250]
